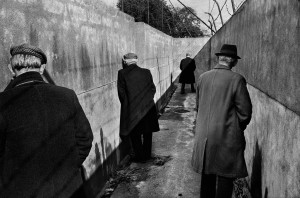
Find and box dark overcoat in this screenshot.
[191,64,252,178]
[179,57,196,84]
[117,64,159,136]
[0,72,93,198]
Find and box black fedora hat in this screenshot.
[215,44,241,59]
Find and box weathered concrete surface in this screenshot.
[173,37,210,79]
[110,83,200,198]
[193,0,300,196]
[0,1,208,196]
[195,0,300,115]
[245,85,300,198]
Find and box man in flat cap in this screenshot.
[0,44,93,198]
[117,53,159,162]
[179,53,196,94]
[191,44,252,198]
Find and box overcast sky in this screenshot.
[105,0,246,33]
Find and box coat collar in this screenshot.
[125,63,138,69]
[6,72,45,90]
[214,64,231,70]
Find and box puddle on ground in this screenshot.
[173,108,190,114]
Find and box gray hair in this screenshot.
[218,55,236,65]
[11,54,42,71]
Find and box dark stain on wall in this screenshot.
[194,0,300,116]
[29,24,38,46]
[71,127,125,198]
[80,44,92,91]
[94,143,101,163]
[264,187,268,198]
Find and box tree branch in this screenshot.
[212,0,223,25]
[176,0,215,33]
[231,0,236,13]
[205,12,217,31]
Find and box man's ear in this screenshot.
[7,64,16,77]
[39,64,46,74]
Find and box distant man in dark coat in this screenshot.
[117,53,159,162]
[179,53,196,94]
[191,44,252,198]
[0,44,93,198]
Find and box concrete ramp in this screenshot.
[194,0,300,197]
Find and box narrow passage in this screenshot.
[109,82,200,198]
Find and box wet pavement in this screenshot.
[108,83,201,198]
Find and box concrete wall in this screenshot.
[0,0,208,196]
[194,0,300,197]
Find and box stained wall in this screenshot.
[193,0,300,197]
[0,0,208,196]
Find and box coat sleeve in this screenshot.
[234,77,252,131]
[73,92,93,165]
[117,71,126,103]
[196,76,202,112]
[148,70,156,97]
[192,59,196,71]
[180,60,183,70]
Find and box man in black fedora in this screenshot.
[191,44,252,198]
[0,44,93,198]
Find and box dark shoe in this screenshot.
[191,89,196,93]
[180,91,185,94]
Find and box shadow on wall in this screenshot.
[250,141,262,198]
[43,69,56,85]
[71,128,131,198]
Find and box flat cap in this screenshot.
[123,53,138,60]
[10,43,47,64]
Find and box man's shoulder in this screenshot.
[200,69,214,77]
[43,84,76,96]
[231,71,246,81]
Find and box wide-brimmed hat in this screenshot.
[215,44,241,59]
[10,43,47,64]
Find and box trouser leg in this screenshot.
[191,83,195,92]
[215,176,234,198]
[201,174,216,198]
[181,83,185,94]
[130,132,143,160]
[201,174,234,198]
[142,132,153,159]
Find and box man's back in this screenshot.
[118,64,156,136]
[192,64,252,177]
[0,73,93,198]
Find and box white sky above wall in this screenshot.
[103,0,247,34]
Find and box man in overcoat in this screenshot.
[179,53,196,94]
[191,44,252,198]
[0,44,93,198]
[117,53,159,162]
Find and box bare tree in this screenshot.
[176,0,216,33]
[213,0,224,25]
[205,12,217,31]
[231,0,236,12]
[208,20,214,36]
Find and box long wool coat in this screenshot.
[179,57,196,84]
[191,64,252,178]
[117,64,159,136]
[0,72,93,198]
